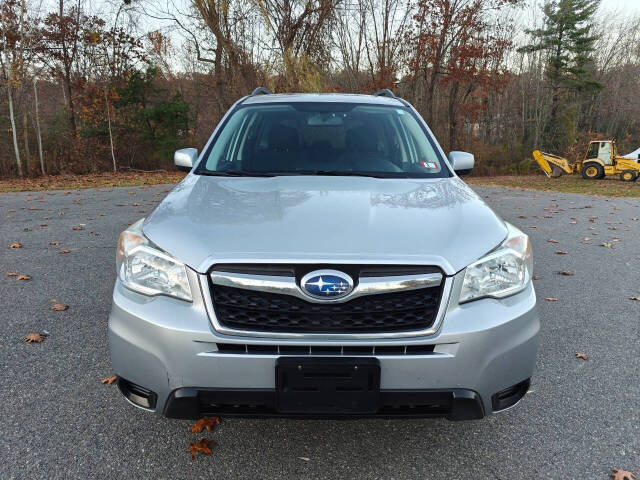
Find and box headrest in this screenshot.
[346,126,376,152]
[267,125,300,151]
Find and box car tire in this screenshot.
[582,163,603,180]
[620,170,637,182]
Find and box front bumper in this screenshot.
[108,270,539,419]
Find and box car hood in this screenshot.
[143,174,507,275]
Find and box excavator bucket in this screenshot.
[533,150,572,178]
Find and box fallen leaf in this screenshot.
[532,275,541,281]
[630,297,640,301]
[51,303,69,311]
[559,271,574,276]
[101,375,117,385]
[72,225,84,231]
[589,217,597,223]
[16,274,32,281]
[191,417,220,433]
[544,297,558,302]
[611,469,635,480]
[59,249,71,254]
[298,457,311,462]
[9,242,22,248]
[547,239,559,244]
[582,237,591,243]
[49,241,60,246]
[518,215,526,219]
[23,333,45,343]
[601,242,613,249]
[556,250,568,255]
[575,352,589,360]
[529,225,537,229]
[6,272,19,276]
[189,438,214,459]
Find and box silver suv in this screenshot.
[108,89,539,420]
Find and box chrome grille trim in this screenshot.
[199,273,453,340]
[209,271,443,304]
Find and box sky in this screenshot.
[601,0,640,12]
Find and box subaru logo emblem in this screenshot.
[300,269,354,300]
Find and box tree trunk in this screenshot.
[7,85,23,177]
[448,82,460,152]
[33,78,45,176]
[105,86,116,171]
[23,109,31,176]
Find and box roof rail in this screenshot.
[249,87,272,96]
[374,88,397,99]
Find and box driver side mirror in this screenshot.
[174,148,198,172]
[448,151,474,176]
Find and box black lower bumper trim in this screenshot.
[163,387,485,421]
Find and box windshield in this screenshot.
[195,102,451,178]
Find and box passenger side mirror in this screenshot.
[174,148,198,172]
[448,151,474,176]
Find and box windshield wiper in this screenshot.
[199,170,276,177]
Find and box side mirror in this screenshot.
[448,151,474,176]
[174,148,198,172]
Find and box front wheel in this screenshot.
[620,170,637,182]
[582,163,603,180]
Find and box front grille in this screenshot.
[210,275,443,334]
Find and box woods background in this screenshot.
[1,0,638,178]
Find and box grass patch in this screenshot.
[0,171,187,193]
[466,174,640,198]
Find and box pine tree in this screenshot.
[520,0,602,151]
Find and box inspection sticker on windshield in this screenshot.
[420,160,437,169]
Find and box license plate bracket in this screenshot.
[276,357,380,414]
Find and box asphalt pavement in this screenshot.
[1,182,639,479]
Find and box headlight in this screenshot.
[116,219,192,301]
[459,223,533,303]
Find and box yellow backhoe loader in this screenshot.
[533,140,640,181]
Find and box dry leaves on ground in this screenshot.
[16,274,32,281]
[544,297,558,302]
[547,239,559,244]
[9,242,22,248]
[189,439,214,459]
[49,241,60,246]
[611,469,636,480]
[630,297,640,301]
[556,250,568,255]
[602,242,614,249]
[51,303,69,311]
[559,271,574,276]
[23,333,46,343]
[575,352,589,360]
[101,375,117,385]
[191,417,220,433]
[59,249,71,254]
[532,275,541,281]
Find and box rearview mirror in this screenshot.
[448,151,474,176]
[174,148,198,172]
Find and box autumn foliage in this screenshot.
[2,0,640,177]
